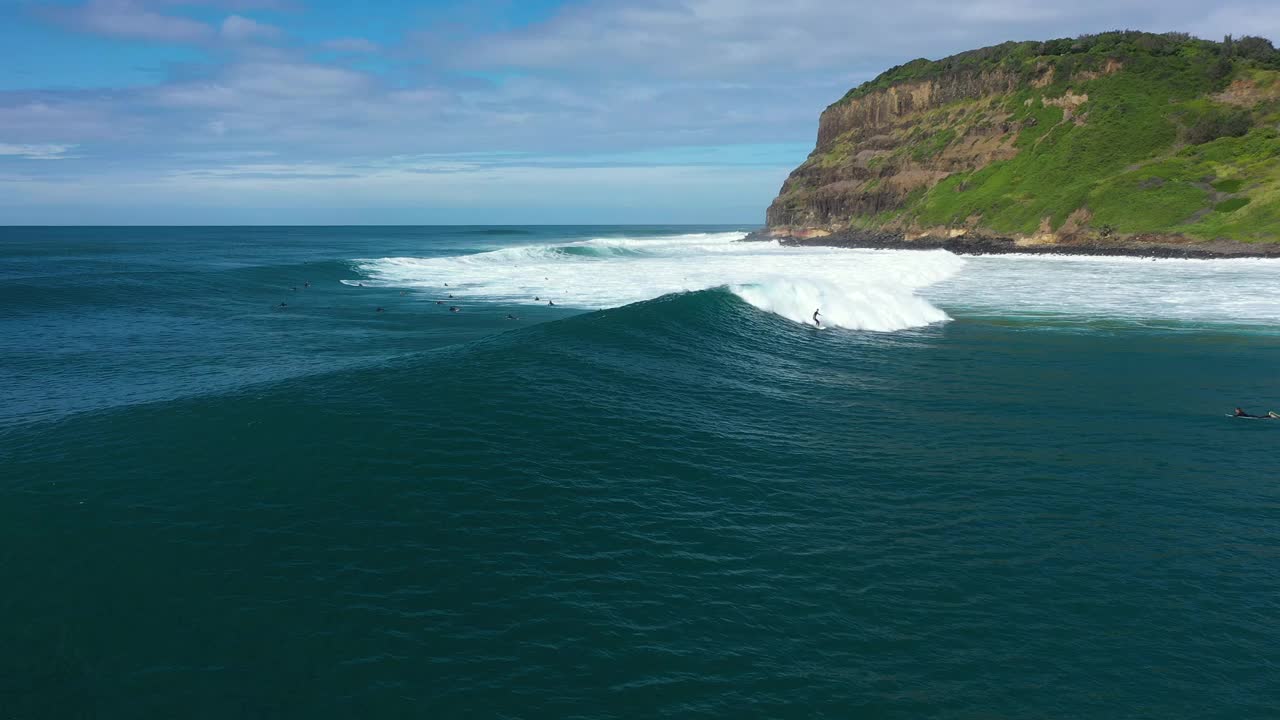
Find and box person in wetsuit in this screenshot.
[813,308,822,327]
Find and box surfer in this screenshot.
[548,300,555,306]
[304,281,310,288]
[813,308,822,327]
[277,301,287,309]
[449,306,459,313]
[1233,408,1273,418]
[506,314,518,320]
[376,307,384,313]
[535,296,540,301]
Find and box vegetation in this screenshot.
[1185,107,1252,144]
[838,31,1280,105]
[799,31,1280,243]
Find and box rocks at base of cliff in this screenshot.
[742,228,1280,259]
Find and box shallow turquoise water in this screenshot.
[2,226,1278,718]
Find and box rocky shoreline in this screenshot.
[744,229,1280,259]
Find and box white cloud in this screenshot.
[171,149,278,160]
[220,15,281,43]
[0,143,79,160]
[223,62,370,98]
[56,0,215,43]
[51,1,287,45]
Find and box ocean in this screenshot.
[2,225,1278,718]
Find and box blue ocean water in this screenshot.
[2,226,1279,718]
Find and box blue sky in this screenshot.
[1,0,1276,224]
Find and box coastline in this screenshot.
[744,229,1280,259]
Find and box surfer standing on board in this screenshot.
[813,309,822,327]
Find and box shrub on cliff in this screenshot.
[1233,36,1279,65]
[1185,109,1253,145]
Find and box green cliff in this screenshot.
[765,31,1280,249]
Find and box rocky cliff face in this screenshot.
[815,70,1020,148]
[767,69,1024,230]
[762,32,1280,248]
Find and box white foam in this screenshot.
[355,232,963,332]
[733,277,950,332]
[358,232,1280,331]
[925,253,1280,327]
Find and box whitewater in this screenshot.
[353,231,1280,331]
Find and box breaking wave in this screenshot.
[353,232,961,332]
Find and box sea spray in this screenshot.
[730,278,950,331]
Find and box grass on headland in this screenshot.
[893,38,1280,242]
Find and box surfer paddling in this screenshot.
[1233,407,1280,418]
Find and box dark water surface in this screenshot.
[2,226,1278,718]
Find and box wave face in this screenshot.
[355,232,963,331]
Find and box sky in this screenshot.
[1,0,1277,224]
